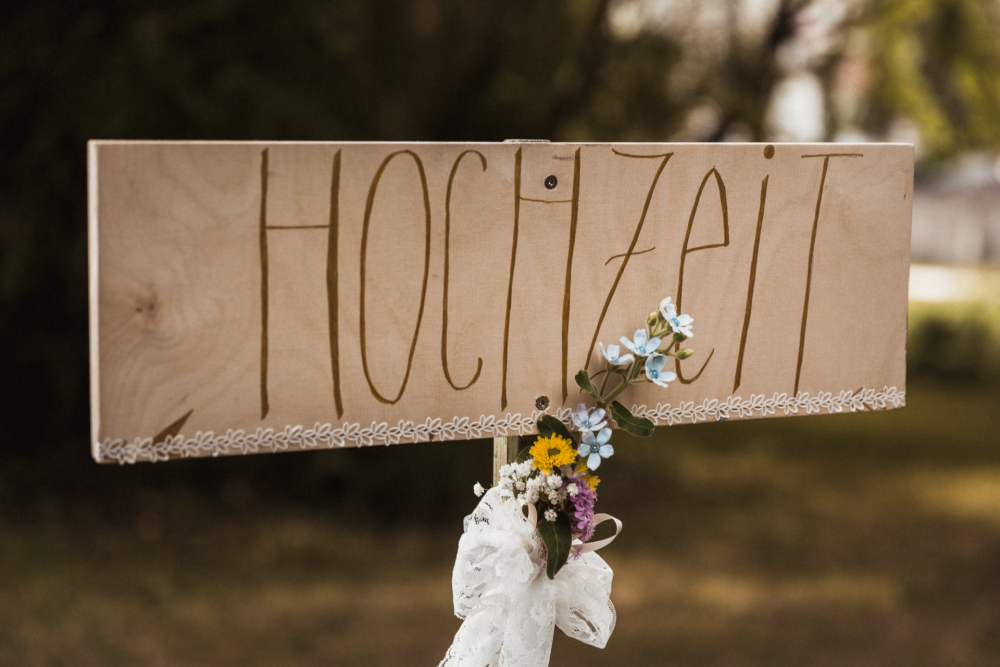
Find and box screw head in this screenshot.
[535,395,550,410]
[544,175,558,189]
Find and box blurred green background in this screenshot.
[2,0,1000,665]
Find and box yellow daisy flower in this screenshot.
[574,459,600,490]
[530,435,576,473]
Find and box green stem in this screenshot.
[603,360,641,405]
[599,363,613,396]
[629,356,644,382]
[598,325,680,408]
[601,380,629,405]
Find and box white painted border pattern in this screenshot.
[95,386,904,464]
[630,386,905,425]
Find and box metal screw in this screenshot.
[535,395,550,410]
[544,175,558,189]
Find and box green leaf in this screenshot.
[537,415,573,443]
[574,369,604,404]
[536,511,572,579]
[515,445,533,463]
[610,400,655,437]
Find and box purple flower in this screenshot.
[567,483,596,543]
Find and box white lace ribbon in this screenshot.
[439,487,618,667]
[577,514,623,553]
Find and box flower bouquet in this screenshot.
[440,297,695,667]
[492,296,695,578]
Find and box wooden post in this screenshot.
[493,436,520,485]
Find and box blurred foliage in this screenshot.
[864,0,1000,158]
[2,0,1000,522]
[908,302,1000,385]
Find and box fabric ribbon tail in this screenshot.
[553,551,617,649]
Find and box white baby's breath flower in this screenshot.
[499,464,513,478]
[550,489,567,503]
[567,483,579,497]
[544,509,558,522]
[473,482,485,497]
[499,477,513,490]
[516,480,526,491]
[526,488,539,503]
[546,474,562,489]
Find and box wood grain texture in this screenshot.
[88,142,913,461]
[492,436,520,486]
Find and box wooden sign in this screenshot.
[88,142,912,463]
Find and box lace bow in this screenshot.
[439,487,617,667]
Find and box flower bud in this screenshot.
[672,332,687,344]
[646,311,660,327]
[675,349,694,359]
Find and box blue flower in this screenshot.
[599,342,635,367]
[644,353,677,388]
[572,403,607,432]
[620,328,661,357]
[659,297,694,338]
[577,428,614,470]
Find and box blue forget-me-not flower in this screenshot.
[620,328,661,357]
[599,342,634,367]
[572,403,607,432]
[644,353,677,388]
[578,428,614,470]
[659,297,694,338]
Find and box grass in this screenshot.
[1,380,999,666]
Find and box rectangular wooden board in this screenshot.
[88,141,912,463]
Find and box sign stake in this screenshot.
[493,436,520,485]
